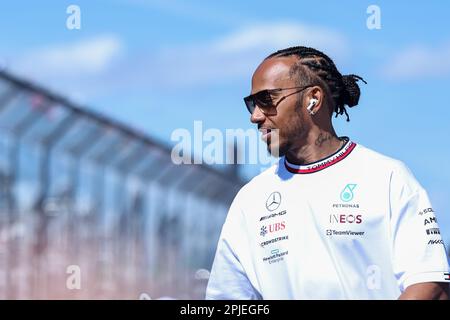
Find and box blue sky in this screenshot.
[1,0,450,242]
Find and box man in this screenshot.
[206,46,450,299]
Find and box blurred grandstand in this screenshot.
[0,70,243,299]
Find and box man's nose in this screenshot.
[250,105,266,124]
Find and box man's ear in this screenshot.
[309,86,324,110]
[303,86,324,115]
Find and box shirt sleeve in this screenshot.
[205,194,262,300]
[389,161,450,292]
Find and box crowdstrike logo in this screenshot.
[260,235,288,248]
[265,192,281,212]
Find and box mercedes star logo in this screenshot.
[266,191,281,211]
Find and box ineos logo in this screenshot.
[266,192,281,212]
[329,214,362,224]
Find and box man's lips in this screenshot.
[259,128,274,141]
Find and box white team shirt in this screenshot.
[206,137,450,299]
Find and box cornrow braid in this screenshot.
[266,46,367,121]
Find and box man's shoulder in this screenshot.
[354,143,408,172]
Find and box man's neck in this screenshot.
[285,130,344,165]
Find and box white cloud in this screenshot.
[4,22,348,96]
[381,42,450,80]
[2,35,123,102]
[213,23,347,56]
[14,35,123,78]
[146,22,349,88]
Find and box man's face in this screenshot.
[250,56,310,157]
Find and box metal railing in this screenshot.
[0,70,243,299]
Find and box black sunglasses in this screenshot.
[243,85,314,115]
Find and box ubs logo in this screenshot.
[260,221,286,237]
[266,192,281,212]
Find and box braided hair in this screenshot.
[266,46,366,121]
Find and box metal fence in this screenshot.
[0,70,243,299]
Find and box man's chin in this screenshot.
[266,142,286,158]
